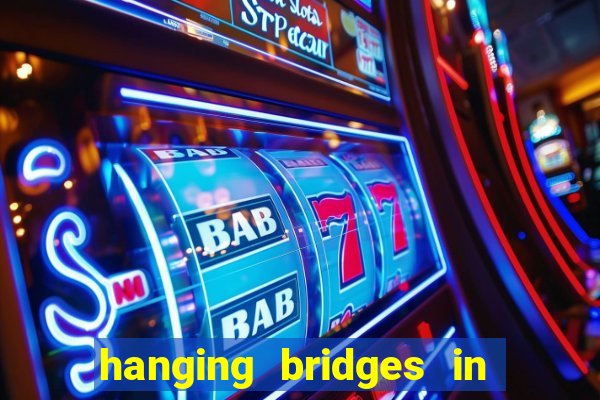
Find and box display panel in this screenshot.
[85,0,390,101]
[534,139,572,173]
[0,53,448,398]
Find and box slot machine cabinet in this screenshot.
[386,0,600,397]
[490,29,600,289]
[0,1,485,399]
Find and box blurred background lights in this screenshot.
[16,62,32,80]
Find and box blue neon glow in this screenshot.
[39,166,185,397]
[117,87,452,398]
[546,172,576,188]
[524,139,592,244]
[86,0,390,101]
[121,87,396,141]
[113,163,187,400]
[41,209,117,395]
[529,113,562,145]
[466,0,492,44]
[113,164,183,338]
[355,0,373,12]
[118,89,449,279]
[18,139,71,186]
[493,29,513,76]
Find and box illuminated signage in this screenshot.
[18,139,71,186]
[84,0,390,100]
[529,113,563,144]
[356,16,384,80]
[41,209,150,395]
[534,139,572,173]
[234,0,331,63]
[140,146,237,163]
[485,44,498,75]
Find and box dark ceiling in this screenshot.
[487,0,600,95]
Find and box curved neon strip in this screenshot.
[423,0,588,376]
[112,164,186,400]
[524,140,592,244]
[113,164,183,338]
[475,43,592,297]
[120,87,398,141]
[19,140,71,185]
[42,210,117,395]
[436,56,469,91]
[503,82,595,273]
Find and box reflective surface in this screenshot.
[82,0,391,101]
[0,51,447,398]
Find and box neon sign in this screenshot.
[18,139,71,186]
[235,0,331,62]
[40,209,151,394]
[529,113,562,144]
[41,209,148,395]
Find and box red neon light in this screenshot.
[472,29,485,45]
[423,0,588,374]
[567,193,581,204]
[503,81,593,273]
[476,43,591,298]
[436,56,469,90]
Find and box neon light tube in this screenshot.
[423,0,588,377]
[120,88,398,141]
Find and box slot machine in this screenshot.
[0,1,481,399]
[386,0,600,397]
[489,29,600,284]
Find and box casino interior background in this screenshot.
[1,0,600,399]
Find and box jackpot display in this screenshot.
[1,94,447,398]
[85,0,390,101]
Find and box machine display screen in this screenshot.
[534,139,572,173]
[0,57,446,398]
[84,0,390,101]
